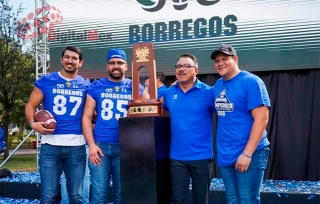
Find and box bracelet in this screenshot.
[242,152,252,158]
[30,121,36,127]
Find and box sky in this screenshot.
[10,0,37,20]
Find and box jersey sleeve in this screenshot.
[87,79,99,100]
[34,75,47,93]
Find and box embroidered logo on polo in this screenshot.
[215,89,234,116]
[173,94,178,99]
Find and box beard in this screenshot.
[63,63,78,74]
[108,68,124,80]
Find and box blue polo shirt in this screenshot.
[157,85,167,99]
[163,79,215,161]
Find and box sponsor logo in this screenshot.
[16,5,112,43]
[16,5,63,40]
[137,0,220,12]
[57,84,64,88]
[105,88,113,93]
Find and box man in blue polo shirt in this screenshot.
[163,53,215,204]
[144,72,167,99]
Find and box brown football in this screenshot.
[34,110,57,129]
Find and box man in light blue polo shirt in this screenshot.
[162,53,215,204]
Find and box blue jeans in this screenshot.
[39,144,86,204]
[89,143,120,204]
[219,147,270,204]
[60,145,90,204]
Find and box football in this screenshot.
[34,110,57,129]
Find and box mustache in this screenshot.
[112,68,122,72]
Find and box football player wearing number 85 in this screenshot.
[82,48,149,204]
[25,46,91,204]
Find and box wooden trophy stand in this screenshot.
[119,42,171,204]
[128,42,162,117]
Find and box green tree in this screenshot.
[0,0,35,159]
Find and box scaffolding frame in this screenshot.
[0,1,50,171]
[34,0,50,172]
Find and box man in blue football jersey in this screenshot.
[162,54,215,204]
[211,44,270,204]
[82,48,149,204]
[25,46,91,204]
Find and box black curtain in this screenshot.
[165,68,320,181]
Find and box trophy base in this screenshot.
[128,99,162,117]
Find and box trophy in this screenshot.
[121,43,171,204]
[128,42,162,117]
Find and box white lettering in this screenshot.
[52,89,83,96]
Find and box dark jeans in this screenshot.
[170,159,213,204]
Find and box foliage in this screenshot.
[0,0,36,159]
[0,155,37,172]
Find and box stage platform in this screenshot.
[0,172,319,203]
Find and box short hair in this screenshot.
[156,72,166,84]
[61,46,83,61]
[177,53,198,67]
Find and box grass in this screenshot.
[0,155,37,172]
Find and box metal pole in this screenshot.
[0,130,36,168]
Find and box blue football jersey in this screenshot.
[35,72,91,135]
[88,78,144,143]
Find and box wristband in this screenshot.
[242,152,252,158]
[30,121,36,127]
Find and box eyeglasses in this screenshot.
[108,61,126,65]
[175,64,196,69]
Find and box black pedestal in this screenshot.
[0,181,41,199]
[119,117,171,204]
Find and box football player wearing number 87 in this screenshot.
[82,48,149,204]
[25,46,91,204]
